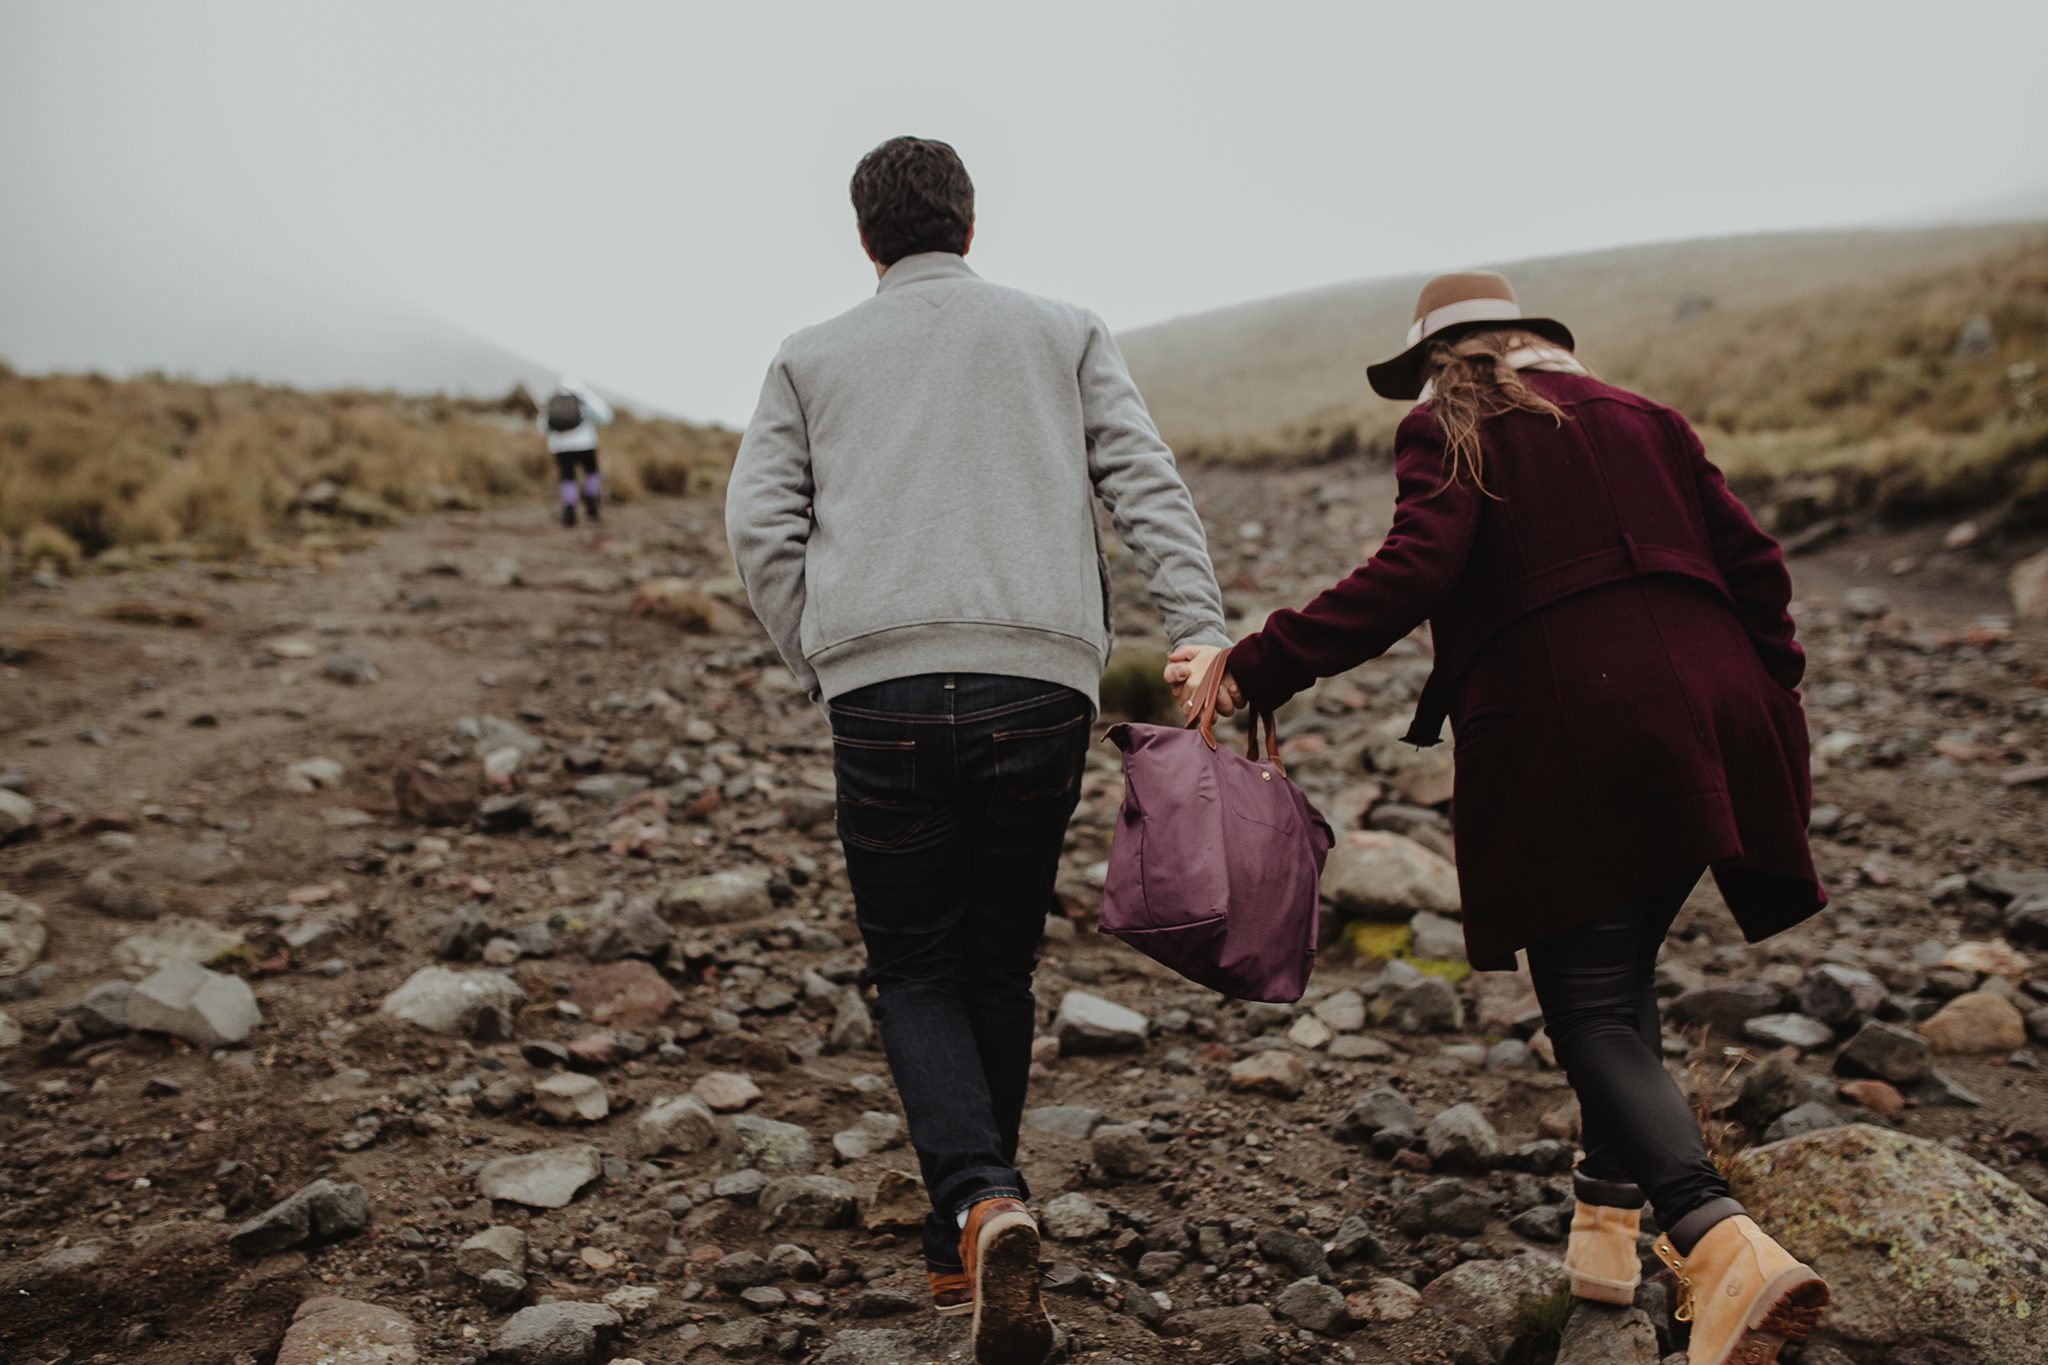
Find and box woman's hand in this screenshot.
[1165,645,1242,719]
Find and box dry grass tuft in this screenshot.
[0,367,739,568]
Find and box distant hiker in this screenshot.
[1171,271,1832,1365]
[726,136,1228,1365]
[538,375,612,527]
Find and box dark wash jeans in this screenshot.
[1524,866,1744,1251]
[830,672,1092,1271]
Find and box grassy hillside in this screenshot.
[0,368,738,569]
[1120,222,2048,466]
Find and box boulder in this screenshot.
[378,966,522,1035]
[635,1094,718,1156]
[1833,1020,1933,1083]
[276,1297,418,1365]
[758,1174,858,1229]
[1918,991,2027,1053]
[1054,990,1148,1054]
[1729,1124,2048,1359]
[660,867,774,924]
[126,960,261,1047]
[492,1302,622,1365]
[229,1179,372,1256]
[475,1146,602,1208]
[0,891,47,978]
[1320,830,1460,921]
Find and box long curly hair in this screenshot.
[1419,327,1576,493]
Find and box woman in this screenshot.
[1169,272,1830,1365]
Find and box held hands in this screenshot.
[1165,645,1243,720]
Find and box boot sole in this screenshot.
[970,1212,1054,1365]
[1707,1266,1829,1365]
[1568,1274,1639,1305]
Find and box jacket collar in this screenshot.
[876,252,978,294]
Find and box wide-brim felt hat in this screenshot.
[1366,271,1575,400]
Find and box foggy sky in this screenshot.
[3,1,2045,424]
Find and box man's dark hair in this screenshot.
[850,137,974,267]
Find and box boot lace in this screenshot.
[1653,1236,1695,1323]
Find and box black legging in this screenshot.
[1524,866,1744,1253]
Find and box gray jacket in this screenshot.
[726,252,1229,708]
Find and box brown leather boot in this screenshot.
[928,1268,973,1317]
[961,1197,1053,1365]
[1654,1216,1828,1365]
[1565,1201,1642,1304]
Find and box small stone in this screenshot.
[229,1179,372,1255]
[0,892,48,978]
[714,1168,773,1204]
[1228,1048,1311,1097]
[849,1287,921,1317]
[1274,1276,1348,1333]
[711,1249,773,1288]
[276,1297,418,1365]
[323,652,379,685]
[659,866,774,924]
[1287,1013,1335,1049]
[1558,1301,1660,1365]
[827,986,877,1053]
[1508,1203,1570,1242]
[1834,1020,1934,1084]
[492,1302,623,1365]
[769,1242,821,1279]
[1257,1226,1332,1280]
[1408,910,1467,962]
[475,1267,527,1308]
[1733,1053,1807,1128]
[1345,1277,1421,1322]
[1313,989,1366,1032]
[378,965,523,1035]
[1041,1190,1111,1240]
[602,1284,661,1320]
[61,980,137,1038]
[740,1284,789,1312]
[1911,1069,1986,1107]
[1055,990,1149,1053]
[1762,1101,1846,1143]
[635,1093,719,1156]
[727,1114,817,1171]
[863,1168,927,1230]
[1136,1249,1185,1283]
[758,1174,859,1229]
[1669,981,1789,1033]
[1486,1038,1534,1069]
[534,1072,609,1123]
[1320,830,1460,920]
[475,1146,603,1208]
[1425,1102,1503,1170]
[1333,1087,1421,1140]
[1918,991,2028,1053]
[1328,1033,1393,1060]
[1091,1123,1152,1178]
[1373,976,1465,1033]
[692,1070,762,1111]
[1836,1078,1905,1117]
[1742,1013,1835,1051]
[1794,964,1887,1030]
[125,960,262,1048]
[456,1225,528,1278]
[1392,1178,1492,1236]
[1024,1104,1106,1140]
[832,1110,904,1161]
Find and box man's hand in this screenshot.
[1165,644,1241,720]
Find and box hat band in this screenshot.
[1404,296,1523,348]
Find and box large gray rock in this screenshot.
[229,1179,371,1255]
[1334,1087,1422,1141]
[1794,963,1887,1030]
[659,867,774,924]
[1373,975,1465,1033]
[1557,1301,1659,1365]
[475,1146,602,1208]
[1054,990,1148,1054]
[126,960,261,1047]
[1320,830,1460,922]
[1730,1124,2048,1360]
[378,965,523,1035]
[276,1297,418,1365]
[758,1175,858,1229]
[60,980,136,1038]
[726,1114,817,1172]
[634,1093,718,1156]
[492,1302,622,1365]
[1833,1019,1933,1084]
[1424,1102,1503,1170]
[1274,1276,1348,1333]
[0,891,47,978]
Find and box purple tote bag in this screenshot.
[1098,663,1333,1002]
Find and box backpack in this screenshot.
[546,392,583,432]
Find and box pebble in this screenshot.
[1312,989,1366,1032]
[378,965,524,1035]
[1287,1013,1335,1049]
[1328,1033,1394,1060]
[455,1225,527,1278]
[1794,963,1887,1029]
[1763,1100,1846,1143]
[1333,1087,1421,1141]
[692,1070,763,1111]
[1373,976,1465,1033]
[659,867,774,924]
[1091,1123,1152,1178]
[1392,1177,1492,1236]
[534,1072,609,1123]
[1055,990,1149,1054]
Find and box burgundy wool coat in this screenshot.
[1228,372,1827,970]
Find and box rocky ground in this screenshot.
[1,462,2045,1365]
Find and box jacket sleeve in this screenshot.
[726,348,822,701]
[566,380,614,427]
[1078,313,1231,652]
[1228,412,1483,713]
[1672,413,1805,692]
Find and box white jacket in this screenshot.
[537,378,614,453]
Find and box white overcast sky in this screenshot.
[3,1,2046,425]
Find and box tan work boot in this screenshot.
[928,1268,973,1317]
[961,1197,1054,1365]
[1565,1201,1642,1304]
[1654,1215,1828,1365]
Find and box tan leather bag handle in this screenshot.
[1182,654,1282,768]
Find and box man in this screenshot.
[538,374,613,527]
[726,136,1228,1365]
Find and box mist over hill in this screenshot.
[1119,222,2048,462]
